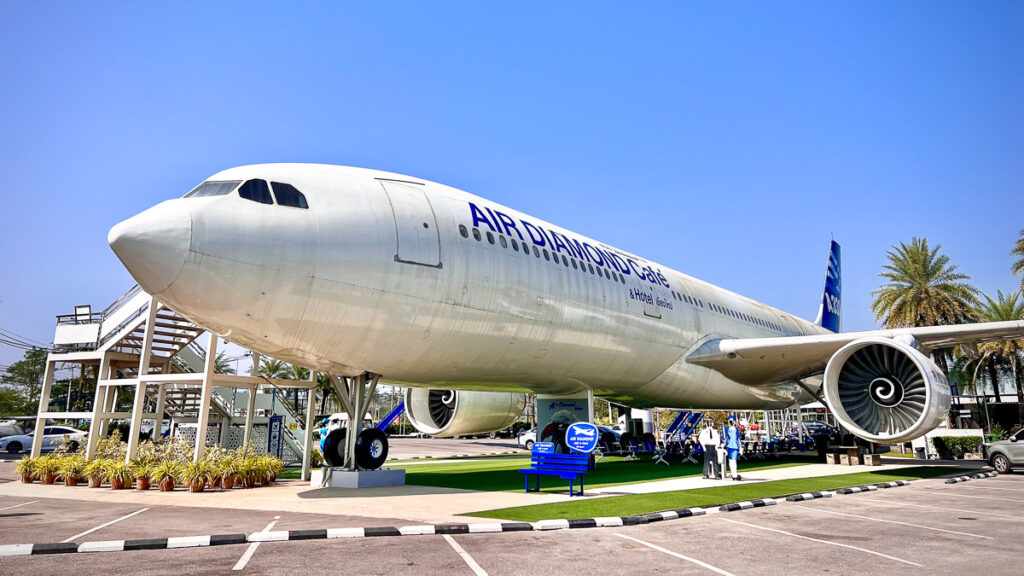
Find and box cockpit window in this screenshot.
[184,180,241,198]
[271,182,309,209]
[238,179,273,204]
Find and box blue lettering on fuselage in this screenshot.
[464,202,671,289]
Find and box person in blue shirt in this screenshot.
[723,416,743,481]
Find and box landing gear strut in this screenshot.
[326,372,389,471]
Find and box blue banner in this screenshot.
[565,422,599,454]
[268,414,284,459]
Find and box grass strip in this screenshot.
[464,466,970,522]
[390,456,811,493]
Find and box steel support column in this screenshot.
[301,370,317,481]
[126,298,159,462]
[193,332,218,461]
[29,359,57,457]
[85,354,112,459]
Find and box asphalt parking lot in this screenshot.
[1,463,1021,575]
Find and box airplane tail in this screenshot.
[814,240,841,333]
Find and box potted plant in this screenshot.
[83,459,106,488]
[181,460,212,493]
[14,456,37,484]
[150,461,180,492]
[58,455,86,487]
[131,461,152,490]
[219,456,238,490]
[104,461,134,490]
[239,456,258,488]
[35,456,60,485]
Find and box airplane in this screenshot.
[108,163,1024,468]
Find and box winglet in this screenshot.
[814,240,841,333]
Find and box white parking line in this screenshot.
[720,518,922,567]
[443,534,488,576]
[233,516,280,571]
[867,499,1024,521]
[792,504,992,539]
[61,508,149,543]
[0,500,38,512]
[615,534,737,576]
[957,484,1024,493]
[920,488,1024,504]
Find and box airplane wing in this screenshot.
[687,320,1024,386]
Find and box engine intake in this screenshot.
[404,388,527,437]
[823,337,950,443]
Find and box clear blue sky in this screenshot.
[2,2,1023,369]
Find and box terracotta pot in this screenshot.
[221,476,235,490]
[159,479,175,492]
[110,477,125,490]
[136,477,151,491]
[42,473,56,485]
[189,479,205,493]
[65,475,80,487]
[88,476,103,488]
[209,477,222,489]
[20,474,34,484]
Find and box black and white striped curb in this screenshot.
[836,485,878,494]
[719,498,778,512]
[390,451,523,461]
[0,534,248,556]
[785,491,834,502]
[946,470,999,484]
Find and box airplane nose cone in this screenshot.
[108,201,192,294]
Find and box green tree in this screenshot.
[973,290,1024,425]
[258,357,290,379]
[0,347,48,413]
[871,237,980,376]
[1013,229,1024,294]
[194,350,236,375]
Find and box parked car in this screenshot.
[597,425,621,441]
[517,428,536,449]
[984,427,1024,473]
[0,426,87,454]
[0,422,25,440]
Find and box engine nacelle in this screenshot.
[823,337,951,443]
[404,388,527,437]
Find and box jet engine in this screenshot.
[823,337,951,443]
[404,389,527,437]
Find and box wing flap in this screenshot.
[688,320,1024,386]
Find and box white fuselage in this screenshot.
[111,164,830,410]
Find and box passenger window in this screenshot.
[185,180,241,198]
[512,239,519,251]
[270,182,309,208]
[472,228,482,241]
[459,225,468,238]
[543,249,550,261]
[571,260,578,270]
[486,231,495,244]
[499,236,508,248]
[533,246,540,258]
[562,255,569,266]
[239,179,273,204]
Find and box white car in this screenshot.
[0,426,87,454]
[517,428,536,449]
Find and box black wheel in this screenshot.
[68,441,80,453]
[992,453,1011,474]
[7,442,22,454]
[524,439,534,450]
[321,428,347,467]
[355,428,389,470]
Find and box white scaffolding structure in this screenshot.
[34,289,321,481]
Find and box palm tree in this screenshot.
[872,237,980,376]
[258,357,290,379]
[195,350,236,375]
[973,291,1024,424]
[1013,229,1024,294]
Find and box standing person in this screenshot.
[697,421,721,479]
[723,416,743,480]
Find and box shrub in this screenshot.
[932,436,984,458]
[34,455,61,477]
[94,435,128,460]
[58,455,87,480]
[103,461,135,484]
[83,459,107,479]
[149,461,181,483]
[14,456,38,479]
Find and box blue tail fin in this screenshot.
[814,240,841,332]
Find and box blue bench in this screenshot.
[519,452,590,496]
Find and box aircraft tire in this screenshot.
[322,428,347,467]
[355,428,389,470]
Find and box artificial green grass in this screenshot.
[387,456,811,493]
[464,466,970,522]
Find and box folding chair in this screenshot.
[683,440,701,465]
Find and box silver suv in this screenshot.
[985,428,1024,474]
